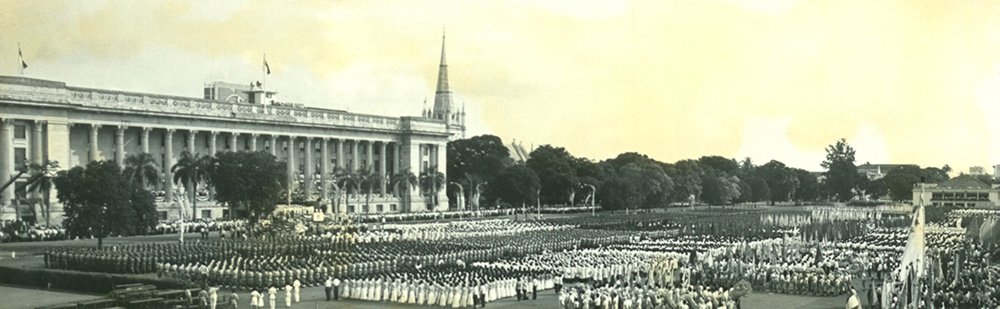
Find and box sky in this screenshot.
[3,0,1000,173]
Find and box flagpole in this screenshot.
[18,42,24,76]
[262,53,267,95]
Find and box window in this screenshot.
[158,211,168,221]
[390,204,397,212]
[222,209,229,218]
[347,205,355,213]
[362,205,369,213]
[201,210,211,219]
[14,148,27,170]
[14,125,26,139]
[377,204,383,212]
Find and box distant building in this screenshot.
[856,163,917,180]
[912,175,1000,208]
[969,166,986,175]
[0,36,465,223]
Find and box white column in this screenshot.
[366,141,373,171]
[164,129,175,204]
[0,119,13,212]
[378,141,386,197]
[392,142,401,197]
[89,124,101,162]
[269,135,277,156]
[209,131,218,156]
[436,143,449,210]
[229,132,239,152]
[321,138,330,209]
[187,130,197,155]
[351,140,359,172]
[250,133,258,152]
[115,125,126,166]
[209,131,218,200]
[185,130,197,208]
[304,137,314,199]
[33,120,44,165]
[287,136,296,194]
[141,127,151,154]
[33,120,45,200]
[336,139,344,171]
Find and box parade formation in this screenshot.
[33,204,999,309]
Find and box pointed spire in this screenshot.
[433,31,451,120]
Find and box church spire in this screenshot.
[432,32,451,120]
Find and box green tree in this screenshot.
[883,171,921,201]
[209,151,285,225]
[700,171,740,206]
[53,161,157,248]
[447,135,513,210]
[597,175,642,211]
[327,167,352,213]
[390,169,420,212]
[355,167,383,212]
[759,160,798,205]
[526,145,578,206]
[821,138,858,202]
[25,161,59,227]
[171,151,211,220]
[492,165,540,208]
[792,168,819,203]
[420,166,446,210]
[662,159,703,203]
[123,153,160,190]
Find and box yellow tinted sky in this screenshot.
[3,0,1000,172]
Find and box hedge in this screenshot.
[0,266,193,294]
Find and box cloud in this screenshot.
[3,0,1000,173]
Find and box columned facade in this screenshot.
[1,71,454,222]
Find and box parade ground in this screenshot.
[0,206,859,309]
[0,281,847,309]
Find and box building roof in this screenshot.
[937,175,991,189]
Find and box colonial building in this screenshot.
[0,37,465,224]
[912,176,1000,209]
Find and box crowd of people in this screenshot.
[34,205,961,309]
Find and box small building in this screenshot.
[857,163,917,180]
[912,175,1000,208]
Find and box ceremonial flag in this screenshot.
[18,43,28,74]
[263,54,270,75]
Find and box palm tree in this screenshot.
[26,161,59,227]
[123,153,160,190]
[390,169,419,212]
[420,165,446,211]
[327,167,352,213]
[171,151,211,220]
[355,168,382,213]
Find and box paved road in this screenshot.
[0,284,103,309]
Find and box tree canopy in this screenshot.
[821,138,858,202]
[53,160,156,248]
[209,151,285,222]
[491,164,540,207]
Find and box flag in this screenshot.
[18,44,28,70]
[263,55,270,75]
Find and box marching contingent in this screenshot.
[37,204,997,309]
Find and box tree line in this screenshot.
[447,136,957,211]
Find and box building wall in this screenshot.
[0,76,452,222]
